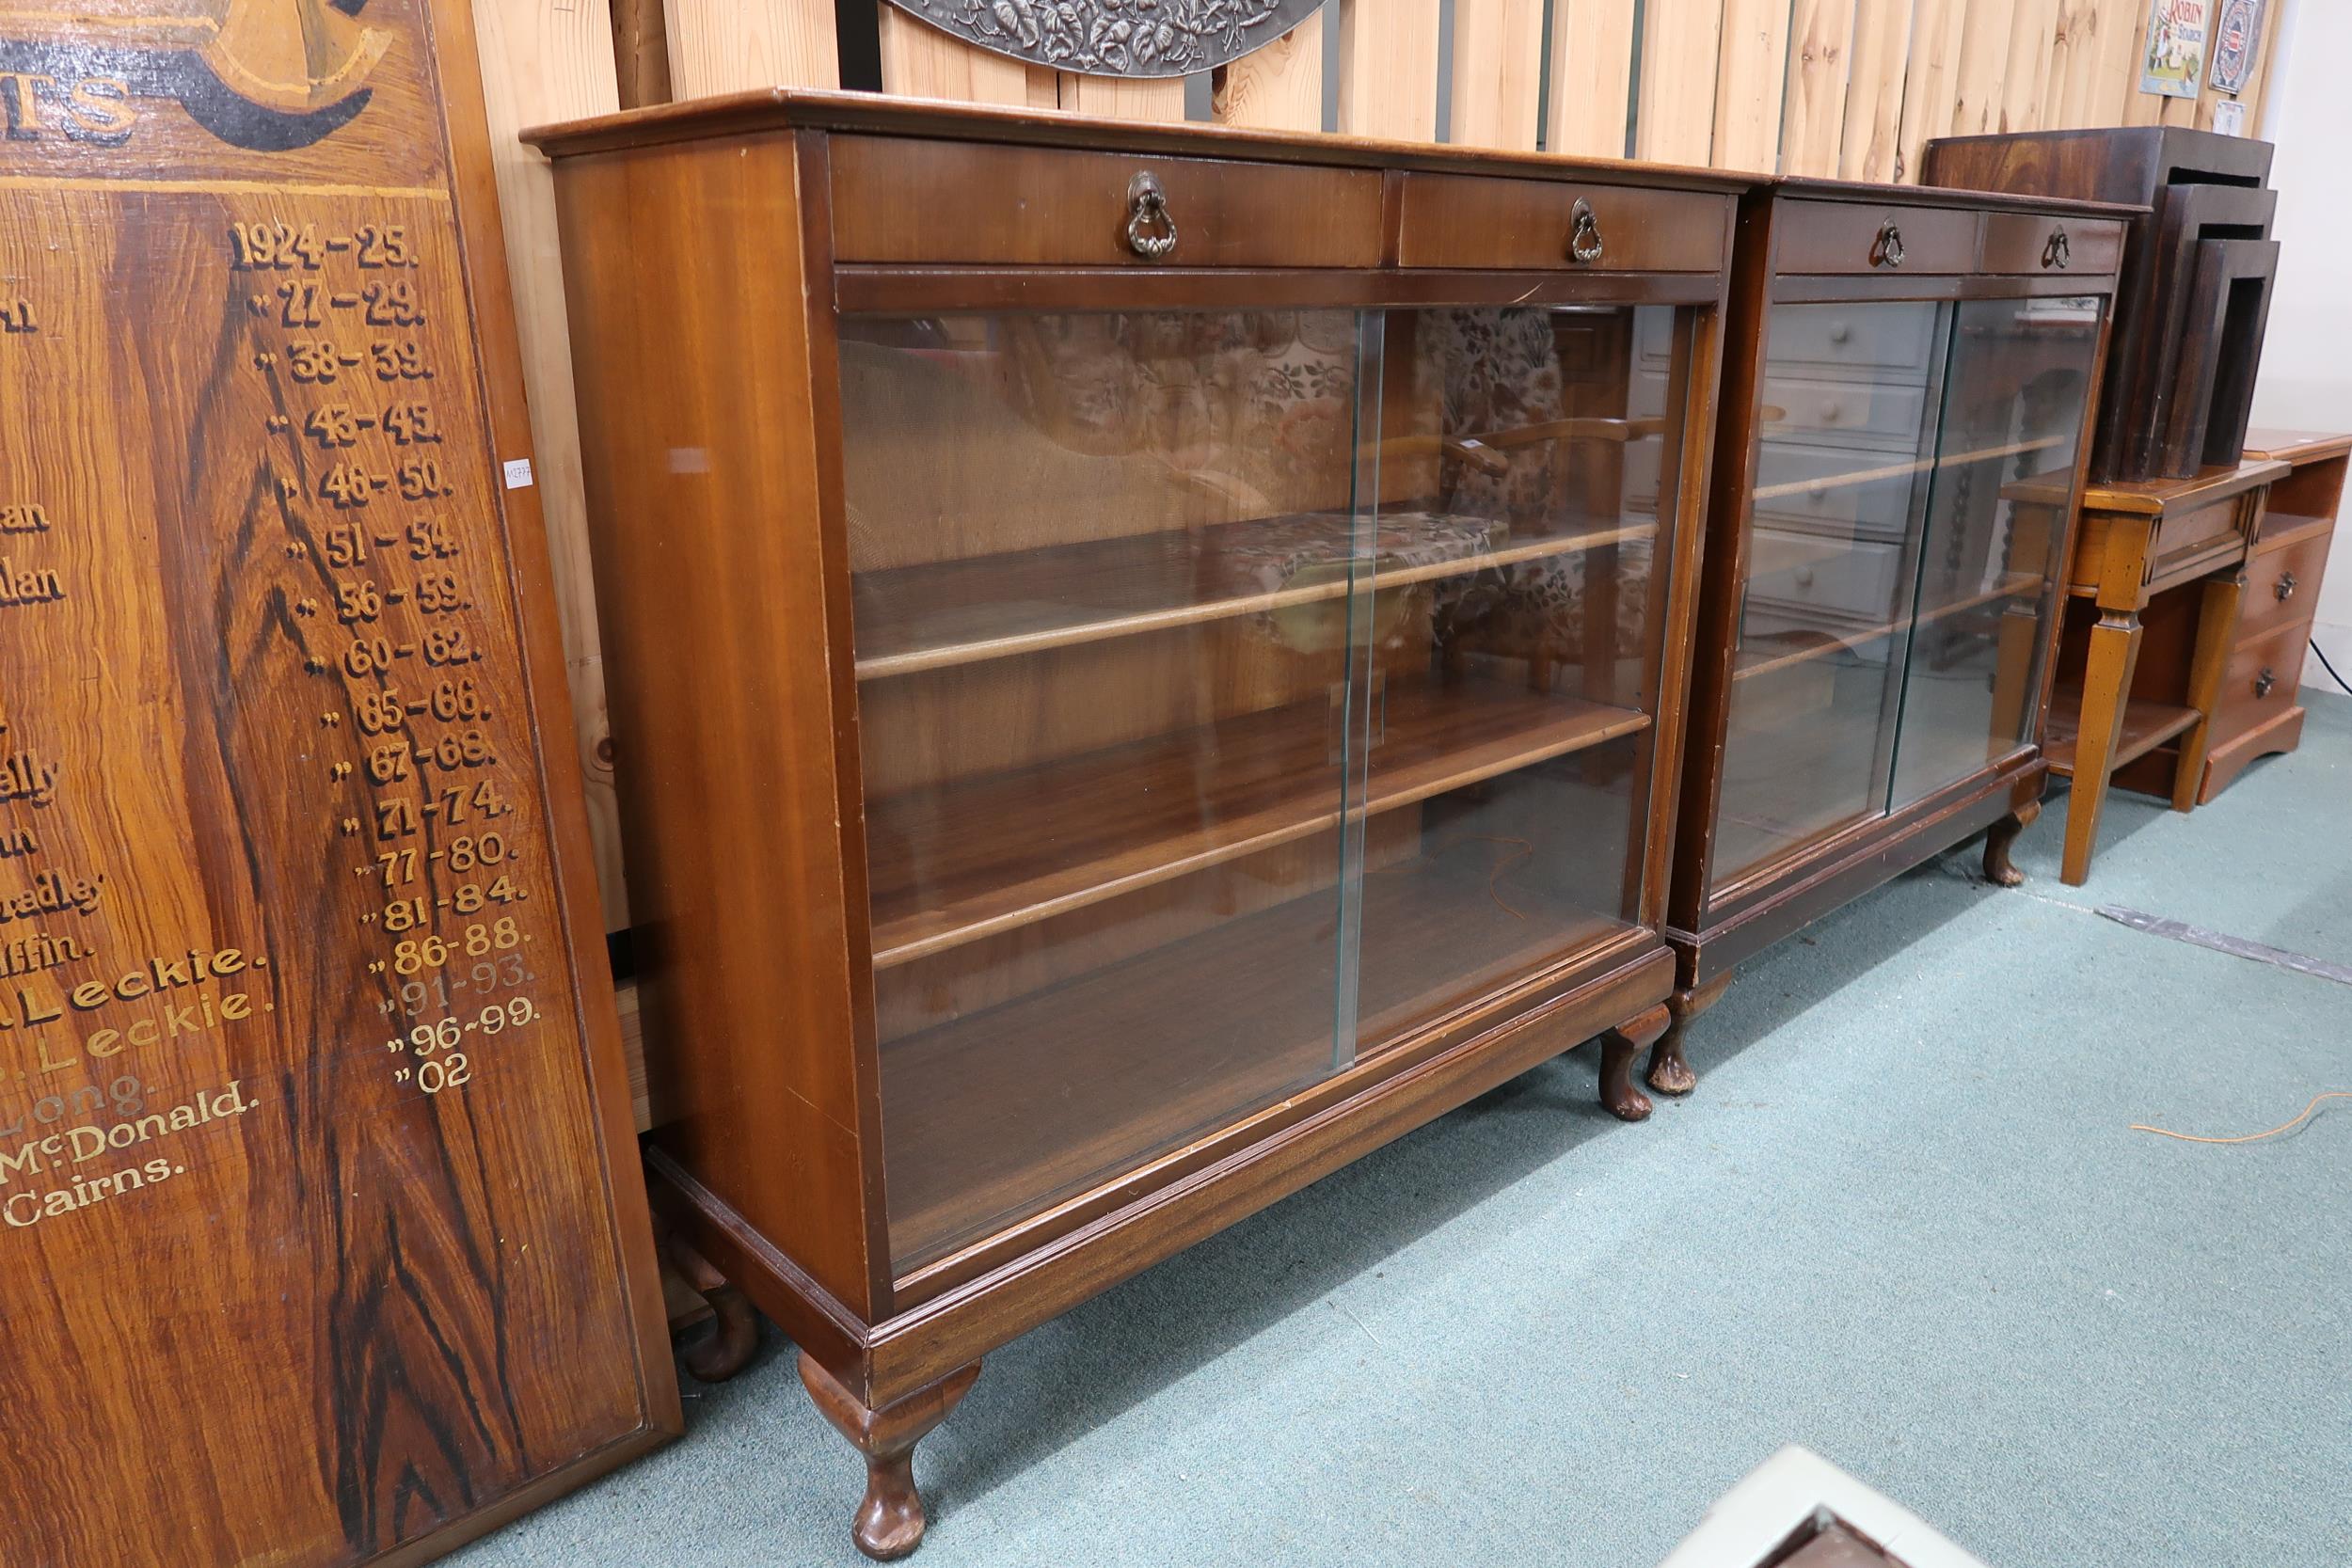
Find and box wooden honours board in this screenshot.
[0,1,680,1564]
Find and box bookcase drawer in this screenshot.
[1397,173,1730,272]
[829,135,1385,268]
[1775,199,1979,276]
[1980,213,2125,275]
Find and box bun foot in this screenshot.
[802,1353,982,1561]
[1983,800,2041,888]
[1597,1003,1671,1122]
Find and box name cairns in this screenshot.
[0,1080,255,1227]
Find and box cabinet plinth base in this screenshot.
[802,1352,983,1561]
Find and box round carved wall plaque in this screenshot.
[886,0,1328,78]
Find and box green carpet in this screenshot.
[454,691,2352,1568]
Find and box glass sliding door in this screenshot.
[1346,303,1692,1055]
[1710,299,1951,895]
[838,309,1374,1275]
[1889,295,2105,809]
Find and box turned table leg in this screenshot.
[802,1354,982,1561]
[1982,798,2042,888]
[1597,1003,1671,1122]
[2061,609,2143,887]
[1648,971,1733,1096]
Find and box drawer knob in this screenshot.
[1567,198,1605,264]
[2277,569,2298,602]
[2254,667,2278,699]
[1871,220,1906,269]
[1828,321,1851,344]
[1124,171,1178,261]
[2042,227,2072,269]
[1794,566,1817,588]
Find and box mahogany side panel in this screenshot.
[551,132,891,1320]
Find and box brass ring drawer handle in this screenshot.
[1568,198,1605,264]
[1125,171,1178,261]
[2254,667,2278,698]
[2277,569,2298,602]
[1871,220,1905,269]
[2043,227,2071,269]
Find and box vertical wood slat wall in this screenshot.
[477,0,2288,929]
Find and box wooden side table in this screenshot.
[2100,430,2349,807]
[2033,457,2288,883]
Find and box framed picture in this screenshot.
[2141,0,2213,100]
[2210,0,2267,97]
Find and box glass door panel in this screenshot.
[839,309,1371,1275]
[1890,295,2105,808]
[1709,300,1950,896]
[1348,305,1685,1055]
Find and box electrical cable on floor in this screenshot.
[2131,1090,2352,1145]
[2312,638,2352,697]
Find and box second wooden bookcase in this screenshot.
[1654,181,2131,1091]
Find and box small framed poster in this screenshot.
[2141,0,2213,100]
[2210,0,2267,97]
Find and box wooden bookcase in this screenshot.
[531,92,1740,1558]
[1656,180,2130,1087]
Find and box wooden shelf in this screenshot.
[867,673,1649,967]
[880,844,1628,1273]
[1750,435,2065,505]
[2044,689,2201,778]
[1733,573,2041,681]
[852,511,1658,680]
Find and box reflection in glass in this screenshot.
[1349,305,1678,1053]
[1890,295,2101,807]
[837,305,1688,1274]
[1708,293,2105,902]
[1712,300,1948,892]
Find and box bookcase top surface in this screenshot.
[523,85,1752,192]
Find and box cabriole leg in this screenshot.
[1648,972,1733,1097]
[1597,1003,1671,1122]
[1982,798,2042,888]
[801,1354,982,1561]
[682,1285,759,1383]
[659,1221,761,1384]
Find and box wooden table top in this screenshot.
[2241,427,2352,466]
